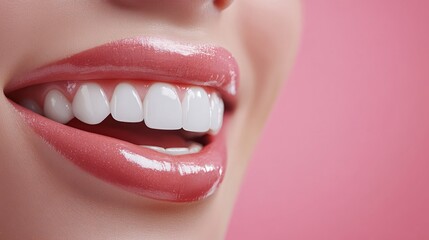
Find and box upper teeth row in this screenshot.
[37,82,224,133]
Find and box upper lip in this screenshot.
[7,36,239,202]
[5,36,239,106]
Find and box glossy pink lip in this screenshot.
[6,37,239,106]
[6,37,239,202]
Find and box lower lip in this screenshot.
[13,102,227,202]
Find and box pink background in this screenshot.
[227,1,429,239]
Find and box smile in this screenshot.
[5,37,239,202]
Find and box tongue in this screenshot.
[67,116,189,148]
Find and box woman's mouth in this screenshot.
[5,37,239,202]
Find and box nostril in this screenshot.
[214,0,233,10]
[110,0,232,11]
[107,0,229,22]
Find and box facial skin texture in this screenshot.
[0,1,300,239]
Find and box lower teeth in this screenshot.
[140,142,203,155]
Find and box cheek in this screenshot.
[237,0,301,87]
[234,0,301,123]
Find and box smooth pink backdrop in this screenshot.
[227,1,429,239]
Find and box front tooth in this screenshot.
[165,147,190,155]
[210,93,224,133]
[44,89,74,124]
[182,87,211,132]
[72,83,110,125]
[19,99,43,115]
[110,83,144,123]
[143,83,182,130]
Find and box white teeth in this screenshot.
[72,83,110,125]
[182,87,211,132]
[209,93,224,133]
[165,147,190,155]
[143,83,182,130]
[141,145,166,153]
[141,142,203,155]
[44,89,74,124]
[19,99,43,115]
[189,142,203,153]
[110,83,144,123]
[27,82,224,134]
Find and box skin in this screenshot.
[0,0,301,239]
